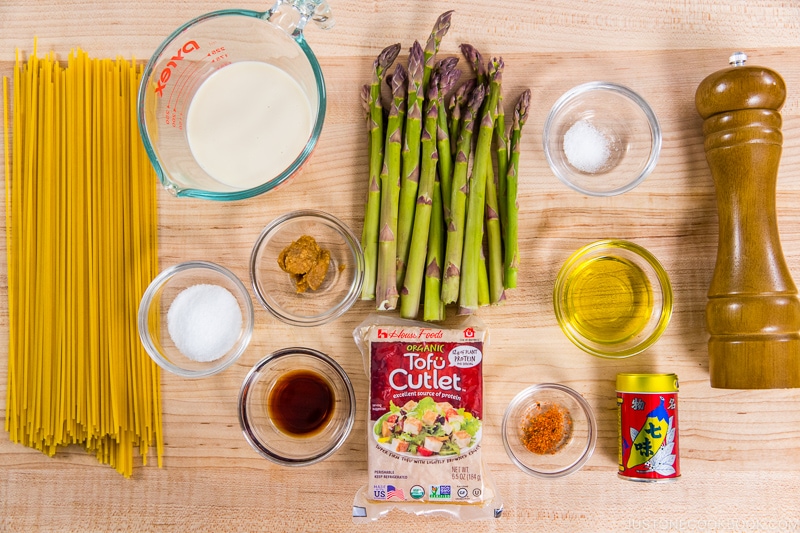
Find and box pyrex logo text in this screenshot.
[154,41,201,97]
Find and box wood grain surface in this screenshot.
[2,1,800,531]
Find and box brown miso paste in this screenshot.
[277,235,332,293]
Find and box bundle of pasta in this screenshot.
[3,46,163,477]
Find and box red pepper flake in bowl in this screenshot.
[520,402,573,455]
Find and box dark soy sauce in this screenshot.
[268,369,334,437]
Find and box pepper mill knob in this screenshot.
[696,54,800,389]
[728,51,747,66]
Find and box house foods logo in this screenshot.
[377,328,443,340]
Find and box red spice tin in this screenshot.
[617,373,680,482]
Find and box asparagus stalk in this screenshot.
[447,80,472,157]
[359,84,371,250]
[423,166,445,322]
[399,79,439,319]
[422,10,454,92]
[483,68,506,305]
[460,44,487,86]
[441,84,485,305]
[360,84,370,121]
[375,64,407,310]
[396,41,424,290]
[478,232,490,307]
[427,58,459,318]
[504,89,530,290]
[360,83,371,177]
[484,154,505,305]
[361,44,401,300]
[458,58,503,315]
[361,95,373,296]
[434,60,461,223]
[494,94,509,233]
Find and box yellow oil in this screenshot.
[562,256,653,344]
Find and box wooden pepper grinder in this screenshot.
[696,52,800,389]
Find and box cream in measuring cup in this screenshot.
[137,0,333,201]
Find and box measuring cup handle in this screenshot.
[265,0,335,35]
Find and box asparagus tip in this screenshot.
[377,43,402,70]
[360,84,370,116]
[487,57,504,83]
[436,62,462,95]
[408,41,425,87]
[438,9,455,26]
[434,56,459,74]
[426,72,440,101]
[390,63,407,95]
[468,83,486,109]
[457,78,476,101]
[515,89,531,127]
[460,43,486,78]
[426,10,455,52]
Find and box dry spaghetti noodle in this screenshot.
[3,46,163,477]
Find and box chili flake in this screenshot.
[520,402,572,455]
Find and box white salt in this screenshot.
[167,284,243,362]
[563,120,610,173]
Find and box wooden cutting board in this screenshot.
[2,1,800,531]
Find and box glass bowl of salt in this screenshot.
[543,81,661,196]
[138,261,254,378]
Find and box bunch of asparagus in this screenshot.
[360,11,531,321]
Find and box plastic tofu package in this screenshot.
[352,315,502,522]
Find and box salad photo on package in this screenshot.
[374,397,481,457]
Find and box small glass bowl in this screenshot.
[553,240,673,358]
[138,261,254,378]
[543,81,661,196]
[502,383,597,478]
[238,347,356,466]
[250,209,364,326]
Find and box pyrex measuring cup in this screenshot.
[137,0,333,201]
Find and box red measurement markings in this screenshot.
[166,59,205,130]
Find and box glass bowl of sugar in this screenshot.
[138,261,254,378]
[543,81,661,196]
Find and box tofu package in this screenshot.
[352,315,502,522]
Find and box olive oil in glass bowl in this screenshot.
[553,240,672,358]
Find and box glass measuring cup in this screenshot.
[137,0,333,201]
